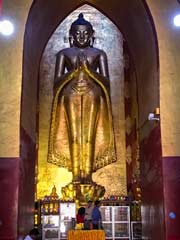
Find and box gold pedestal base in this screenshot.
[61,182,105,204]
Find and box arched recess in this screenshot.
[20,0,163,239]
[38,4,126,200]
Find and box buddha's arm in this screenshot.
[99,51,110,90]
[99,51,109,79]
[54,52,66,88]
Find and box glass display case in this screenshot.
[42,215,60,240]
[131,221,142,240]
[101,206,130,239]
[59,202,76,239]
[41,202,76,240]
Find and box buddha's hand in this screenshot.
[77,53,88,68]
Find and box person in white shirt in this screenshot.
[84,200,94,230]
[24,228,39,240]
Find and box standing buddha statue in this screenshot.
[47,13,116,202]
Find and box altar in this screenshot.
[67,230,105,240]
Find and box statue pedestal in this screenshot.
[61,182,105,204]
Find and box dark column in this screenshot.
[140,125,165,240]
[18,127,36,238]
[0,157,19,240]
[163,157,180,240]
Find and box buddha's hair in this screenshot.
[70,13,94,33]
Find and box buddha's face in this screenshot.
[71,25,93,48]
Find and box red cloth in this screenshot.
[76,213,85,223]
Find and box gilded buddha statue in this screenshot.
[48,13,116,201]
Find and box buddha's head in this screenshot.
[69,13,94,48]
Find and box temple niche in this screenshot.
[37,4,126,200]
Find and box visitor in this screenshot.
[84,200,93,230]
[24,228,39,240]
[76,207,85,224]
[92,200,102,229]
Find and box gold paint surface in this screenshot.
[37,5,126,199]
[0,0,32,157]
[146,0,180,156]
[62,182,105,204]
[48,65,116,177]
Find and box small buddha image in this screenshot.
[50,185,59,200]
[62,183,76,200]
